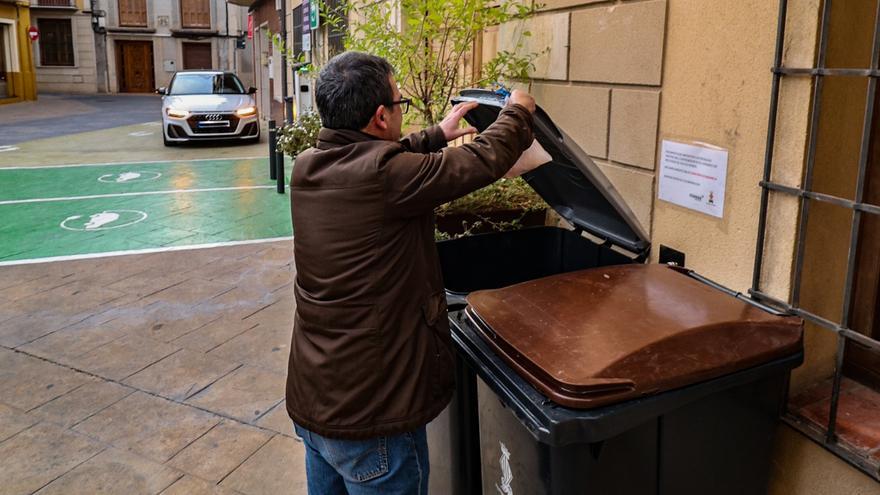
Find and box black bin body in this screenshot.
[436,227,802,495]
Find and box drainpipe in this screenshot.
[88,0,109,93]
[278,0,290,123]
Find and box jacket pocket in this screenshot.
[421,290,448,328]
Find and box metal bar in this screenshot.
[791,0,834,307]
[840,0,880,330]
[775,67,880,77]
[826,333,847,442]
[268,120,278,181]
[827,2,880,446]
[749,289,880,352]
[760,181,880,214]
[782,414,880,481]
[276,152,286,194]
[753,0,790,293]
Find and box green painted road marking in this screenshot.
[0,187,293,263]
[0,157,290,202]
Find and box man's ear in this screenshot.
[374,105,389,130]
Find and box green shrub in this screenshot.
[276,112,322,159]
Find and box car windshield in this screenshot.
[169,73,245,95]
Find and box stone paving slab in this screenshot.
[166,420,272,483]
[255,402,296,438]
[0,348,93,411]
[173,315,261,354]
[186,365,286,424]
[0,422,103,495]
[160,476,244,495]
[0,242,304,494]
[29,379,135,429]
[0,404,38,443]
[18,317,132,364]
[74,391,222,463]
[219,434,307,495]
[65,333,181,381]
[207,324,292,374]
[34,448,183,495]
[123,349,242,402]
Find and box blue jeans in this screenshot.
[293,423,430,495]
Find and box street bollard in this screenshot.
[276,149,285,194]
[268,120,277,181]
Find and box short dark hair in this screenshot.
[315,52,395,130]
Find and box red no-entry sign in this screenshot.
[27,26,39,42]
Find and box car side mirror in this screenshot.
[156,87,167,95]
[248,87,257,95]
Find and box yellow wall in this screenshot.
[657,1,878,492]
[0,1,37,103]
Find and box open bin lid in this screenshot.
[452,89,650,257]
[464,264,804,409]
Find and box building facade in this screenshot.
[97,0,253,93]
[28,0,99,94]
[0,0,37,103]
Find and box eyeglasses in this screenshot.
[387,98,411,114]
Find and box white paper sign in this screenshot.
[658,140,728,218]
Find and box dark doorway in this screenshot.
[182,43,212,70]
[116,40,154,93]
[0,24,8,97]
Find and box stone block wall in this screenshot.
[487,0,666,236]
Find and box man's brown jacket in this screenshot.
[286,104,534,439]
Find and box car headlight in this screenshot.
[235,106,257,117]
[166,107,189,119]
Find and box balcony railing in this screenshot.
[32,0,76,8]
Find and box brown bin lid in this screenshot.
[465,264,803,409]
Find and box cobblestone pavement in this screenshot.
[0,241,306,495]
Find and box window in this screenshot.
[180,0,210,29]
[753,0,880,481]
[325,0,347,57]
[169,73,245,95]
[293,5,303,59]
[118,0,147,28]
[37,19,74,67]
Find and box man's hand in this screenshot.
[439,101,479,141]
[508,90,536,113]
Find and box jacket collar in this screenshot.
[316,128,384,149]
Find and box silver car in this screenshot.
[157,71,260,146]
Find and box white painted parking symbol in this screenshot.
[129,131,154,137]
[0,146,20,153]
[60,210,148,231]
[97,171,162,183]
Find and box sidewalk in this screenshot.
[0,241,306,494]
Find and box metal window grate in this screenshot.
[752,0,880,481]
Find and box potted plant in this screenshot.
[434,176,548,240]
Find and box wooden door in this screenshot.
[117,41,154,93]
[182,43,212,70]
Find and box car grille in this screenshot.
[187,113,241,134]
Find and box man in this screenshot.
[286,51,536,494]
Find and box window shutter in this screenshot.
[181,0,211,29]
[118,0,147,27]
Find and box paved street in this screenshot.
[0,94,266,167]
[0,95,306,494]
[0,94,160,146]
